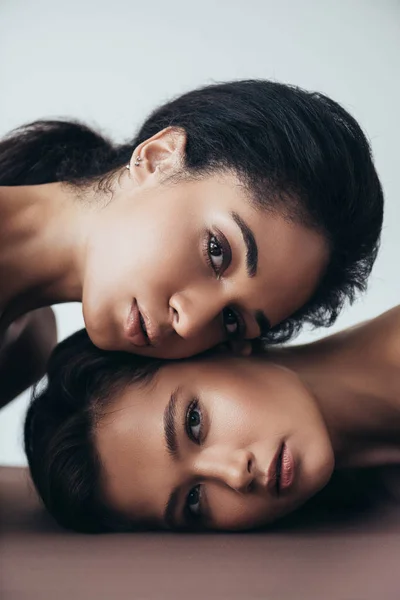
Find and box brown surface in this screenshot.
[1,466,399,600]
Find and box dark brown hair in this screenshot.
[24,329,162,533]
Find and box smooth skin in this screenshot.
[96,306,400,532]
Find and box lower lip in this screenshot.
[125,300,148,347]
[278,443,295,491]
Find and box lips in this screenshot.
[267,442,295,496]
[125,300,149,347]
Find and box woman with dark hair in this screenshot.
[25,305,400,533]
[0,80,384,404]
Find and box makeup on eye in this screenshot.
[201,222,272,345]
[185,398,203,443]
[202,229,246,340]
[185,484,203,525]
[222,307,244,339]
[184,398,205,523]
[163,391,207,529]
[204,228,232,276]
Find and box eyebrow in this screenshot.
[163,389,183,529]
[163,387,180,459]
[231,212,271,337]
[231,211,258,277]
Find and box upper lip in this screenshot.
[137,305,157,346]
[127,301,170,347]
[266,442,284,496]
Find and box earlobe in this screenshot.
[128,127,186,185]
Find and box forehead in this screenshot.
[96,375,168,522]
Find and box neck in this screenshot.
[0,183,89,329]
[266,317,400,470]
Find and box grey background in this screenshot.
[1,0,399,465]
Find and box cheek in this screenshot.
[86,212,184,302]
[86,216,139,291]
[207,399,253,447]
[124,209,200,289]
[206,379,276,442]
[208,479,330,532]
[209,486,274,530]
[87,195,204,307]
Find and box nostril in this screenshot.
[247,458,252,473]
[170,306,179,325]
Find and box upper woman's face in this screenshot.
[96,357,335,531]
[82,130,328,358]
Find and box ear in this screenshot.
[128,127,186,185]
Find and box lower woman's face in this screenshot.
[96,357,334,531]
[82,172,328,358]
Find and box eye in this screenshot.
[204,230,232,277]
[208,235,224,273]
[186,399,202,443]
[186,484,202,518]
[223,307,240,336]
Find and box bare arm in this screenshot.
[0,307,57,409]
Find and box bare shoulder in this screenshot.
[0,307,57,409]
[361,306,400,366]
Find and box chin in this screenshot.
[83,308,124,354]
[84,318,113,351]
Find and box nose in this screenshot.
[169,290,222,340]
[194,447,256,493]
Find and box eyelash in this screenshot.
[184,398,204,525]
[203,231,245,340]
[185,397,203,444]
[203,229,231,277]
